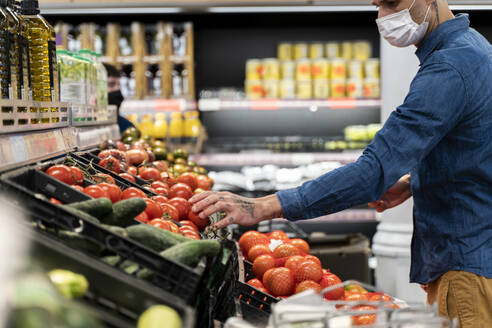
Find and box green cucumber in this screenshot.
[101,224,128,238]
[57,231,103,255]
[60,206,100,225]
[160,240,221,268]
[126,225,188,252]
[102,255,121,266]
[100,198,147,227]
[66,198,113,220]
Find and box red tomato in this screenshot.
[121,187,147,200]
[264,267,295,297]
[184,232,200,240]
[273,243,300,259]
[98,182,122,204]
[168,183,193,200]
[168,197,190,220]
[269,230,290,241]
[150,219,170,231]
[320,273,344,300]
[126,149,149,166]
[46,164,75,185]
[187,209,208,230]
[351,305,377,326]
[179,226,196,234]
[177,172,197,190]
[248,244,272,262]
[140,167,162,182]
[167,221,179,234]
[304,255,322,268]
[253,254,276,281]
[69,167,84,185]
[151,195,168,205]
[179,220,199,232]
[152,161,168,172]
[295,280,322,294]
[247,278,265,289]
[160,203,180,222]
[167,175,177,186]
[290,238,310,254]
[72,185,84,192]
[144,199,163,220]
[83,185,110,199]
[135,211,148,223]
[154,187,169,196]
[196,174,212,191]
[127,166,138,175]
[144,186,156,193]
[151,181,168,189]
[119,173,136,183]
[344,291,369,302]
[92,173,115,184]
[238,231,269,254]
[295,260,323,283]
[284,255,306,272]
[50,197,62,205]
[99,157,121,173]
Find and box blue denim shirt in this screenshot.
[276,14,492,284]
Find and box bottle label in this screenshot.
[18,35,28,100]
[24,37,32,100]
[6,32,12,99]
[48,40,57,101]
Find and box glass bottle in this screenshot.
[152,112,168,139]
[0,0,18,100]
[12,0,30,100]
[169,112,183,144]
[0,6,9,99]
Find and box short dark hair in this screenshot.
[103,63,121,78]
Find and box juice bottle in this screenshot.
[139,114,154,137]
[21,0,52,116]
[0,7,9,99]
[0,0,19,100]
[169,112,183,144]
[152,112,168,139]
[187,111,201,143]
[11,0,30,101]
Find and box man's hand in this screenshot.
[368,174,412,213]
[189,192,283,229]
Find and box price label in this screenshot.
[9,135,28,162]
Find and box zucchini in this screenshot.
[160,240,221,268]
[66,198,113,220]
[100,198,146,227]
[126,225,188,252]
[101,224,128,238]
[60,206,100,225]
[57,231,103,255]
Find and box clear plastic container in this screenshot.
[78,49,97,105]
[94,52,108,106]
[58,50,87,105]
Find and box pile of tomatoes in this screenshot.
[239,230,344,300]
[44,162,209,240]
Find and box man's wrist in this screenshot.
[256,194,283,222]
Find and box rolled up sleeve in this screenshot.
[277,63,468,221]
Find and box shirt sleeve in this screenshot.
[277,63,468,221]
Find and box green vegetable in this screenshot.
[48,269,88,299]
[126,225,188,252]
[102,255,121,266]
[101,255,139,274]
[61,206,100,225]
[137,305,182,328]
[66,198,113,220]
[57,231,103,255]
[160,240,221,268]
[100,198,146,227]
[101,224,128,238]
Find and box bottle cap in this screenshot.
[21,0,39,15]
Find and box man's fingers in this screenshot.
[198,201,226,219]
[189,191,213,204]
[192,193,220,213]
[214,215,235,229]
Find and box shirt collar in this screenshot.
[415,14,470,64]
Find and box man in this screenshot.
[190,0,492,326]
[103,63,135,133]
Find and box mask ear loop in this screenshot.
[423,4,431,23]
[408,0,417,10]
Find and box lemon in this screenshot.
[137,305,182,328]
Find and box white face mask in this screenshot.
[376,0,431,47]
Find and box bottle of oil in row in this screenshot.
[13,0,31,101]
[21,0,53,113]
[0,0,19,100]
[2,0,22,100]
[0,6,9,99]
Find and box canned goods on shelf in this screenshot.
[245,79,265,99]
[353,41,372,61]
[263,58,280,80]
[348,60,364,79]
[278,43,293,61]
[364,58,380,79]
[280,61,296,79]
[309,43,324,59]
[312,59,330,80]
[263,80,279,99]
[331,79,346,98]
[341,42,353,60]
[294,43,308,60]
[330,59,346,80]
[313,79,330,99]
[346,78,363,98]
[296,59,312,81]
[246,59,264,80]
[279,79,296,99]
[296,81,312,99]
[363,78,380,98]
[325,42,340,59]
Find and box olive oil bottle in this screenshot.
[0,6,9,99]
[12,0,31,101]
[21,0,52,120]
[0,0,18,99]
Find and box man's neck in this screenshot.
[416,1,455,47]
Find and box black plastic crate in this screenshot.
[236,281,277,327]
[232,219,309,241]
[74,150,151,187]
[16,218,196,328]
[0,167,209,305]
